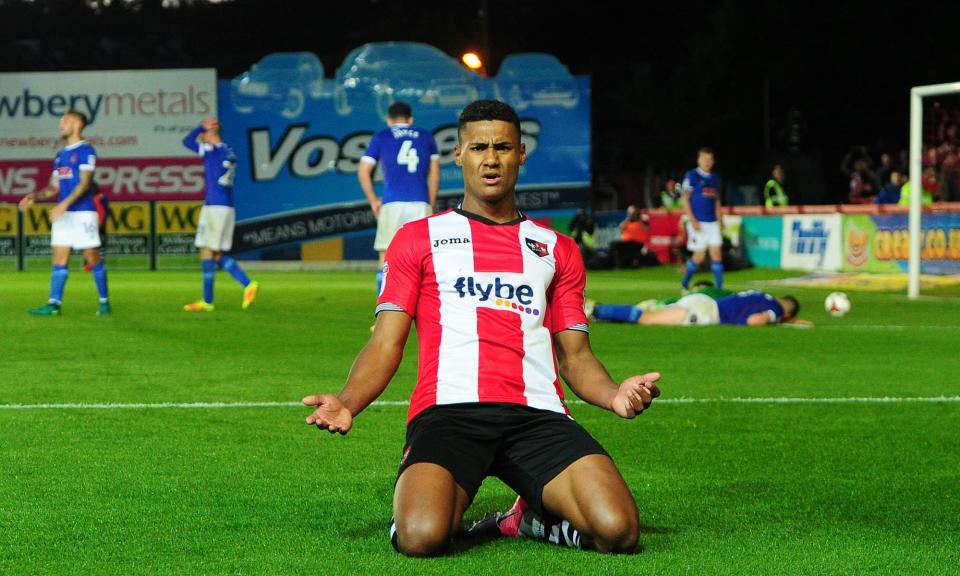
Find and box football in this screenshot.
[824,291,851,317]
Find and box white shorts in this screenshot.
[686,220,722,252]
[51,210,101,250]
[195,205,236,252]
[374,201,431,252]
[674,293,720,325]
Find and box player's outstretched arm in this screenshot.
[553,330,661,419]
[303,310,412,434]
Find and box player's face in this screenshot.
[455,120,526,205]
[698,152,715,173]
[58,114,77,138]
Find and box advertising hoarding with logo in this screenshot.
[842,213,960,274]
[219,45,591,259]
[780,214,842,271]
[0,69,216,203]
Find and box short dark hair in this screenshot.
[66,109,88,128]
[698,146,715,156]
[781,295,800,320]
[458,99,521,141]
[387,101,412,120]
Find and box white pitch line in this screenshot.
[816,325,960,331]
[1,397,959,410]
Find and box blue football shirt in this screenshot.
[54,141,97,212]
[182,125,236,207]
[717,291,783,325]
[362,123,438,204]
[682,168,721,222]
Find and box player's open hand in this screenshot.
[303,394,353,435]
[611,372,661,419]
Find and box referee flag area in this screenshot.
[1,267,958,574]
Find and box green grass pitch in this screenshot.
[1,266,958,575]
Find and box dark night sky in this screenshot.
[3,0,960,205]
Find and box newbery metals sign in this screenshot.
[0,69,217,203]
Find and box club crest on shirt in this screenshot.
[525,237,549,258]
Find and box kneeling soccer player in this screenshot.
[303,100,662,556]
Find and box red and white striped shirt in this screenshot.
[377,208,589,423]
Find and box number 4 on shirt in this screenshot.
[396,140,419,173]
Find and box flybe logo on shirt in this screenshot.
[702,187,718,198]
[453,276,541,317]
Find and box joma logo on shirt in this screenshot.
[433,237,471,248]
[454,276,534,305]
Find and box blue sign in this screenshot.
[217,44,591,259]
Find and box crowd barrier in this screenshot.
[596,202,960,274]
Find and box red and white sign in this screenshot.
[0,69,215,201]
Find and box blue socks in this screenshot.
[594,304,643,324]
[218,256,251,287]
[681,259,698,289]
[682,259,723,289]
[202,256,252,304]
[91,261,109,303]
[376,268,385,295]
[49,265,68,305]
[202,259,215,304]
[49,261,108,306]
[711,261,724,289]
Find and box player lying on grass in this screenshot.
[588,289,811,326]
[303,100,662,557]
[633,279,732,312]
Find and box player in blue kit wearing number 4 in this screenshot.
[19,110,110,316]
[358,101,440,294]
[181,118,258,312]
[680,147,724,292]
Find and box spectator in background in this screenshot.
[762,164,789,208]
[610,205,655,268]
[569,207,597,261]
[874,169,903,205]
[899,166,941,207]
[841,146,879,204]
[940,150,960,201]
[660,178,682,209]
[875,152,895,189]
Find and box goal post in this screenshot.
[908,81,960,299]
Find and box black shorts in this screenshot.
[397,403,609,515]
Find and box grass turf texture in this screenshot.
[1,267,958,575]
